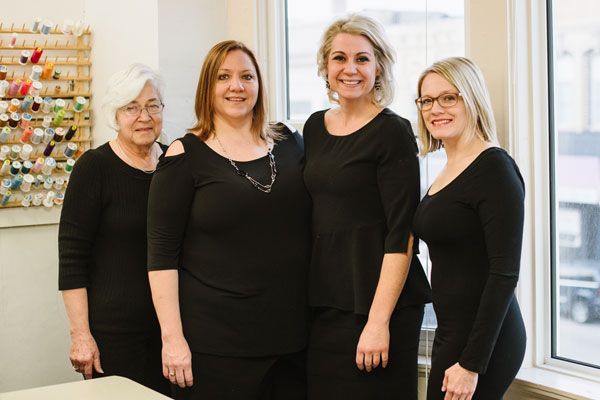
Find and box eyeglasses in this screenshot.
[415,93,462,111]
[120,102,164,116]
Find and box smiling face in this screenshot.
[116,81,162,148]
[326,33,379,104]
[212,49,259,124]
[419,72,468,143]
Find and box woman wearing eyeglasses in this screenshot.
[59,63,170,396]
[412,57,526,400]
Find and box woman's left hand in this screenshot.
[442,362,478,400]
[356,321,390,372]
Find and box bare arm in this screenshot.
[356,236,413,372]
[148,269,193,388]
[62,288,103,379]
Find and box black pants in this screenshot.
[307,305,424,400]
[92,329,172,397]
[174,350,306,400]
[427,299,526,400]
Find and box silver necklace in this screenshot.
[115,139,158,174]
[214,135,277,193]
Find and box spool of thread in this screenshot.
[1,190,11,206]
[30,81,43,96]
[52,109,65,126]
[64,142,78,158]
[54,192,64,205]
[53,177,64,190]
[32,193,43,206]
[21,96,34,112]
[21,160,33,174]
[41,62,54,80]
[42,157,55,175]
[0,145,9,161]
[0,81,8,97]
[52,68,62,80]
[31,158,44,174]
[19,79,32,95]
[43,176,54,190]
[31,129,43,144]
[73,96,86,113]
[41,21,53,35]
[0,178,10,194]
[0,126,9,142]
[9,113,20,129]
[62,20,74,34]
[0,101,7,114]
[32,97,43,113]
[0,160,10,175]
[21,194,32,207]
[10,161,22,175]
[20,127,33,143]
[31,48,43,64]
[0,114,8,129]
[54,99,66,113]
[32,18,41,32]
[7,80,20,97]
[30,66,42,81]
[64,158,75,173]
[42,115,52,129]
[8,99,20,114]
[0,65,7,80]
[73,20,85,37]
[43,191,56,207]
[43,140,56,156]
[10,146,21,161]
[42,97,53,113]
[53,127,65,142]
[20,144,33,160]
[20,113,32,129]
[19,51,31,65]
[9,33,17,48]
[65,125,78,140]
[43,128,55,144]
[10,174,23,190]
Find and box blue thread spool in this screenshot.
[43,128,54,144]
[42,157,55,175]
[1,190,11,206]
[43,176,54,190]
[0,178,10,195]
[21,96,34,112]
[42,97,53,114]
[21,160,33,174]
[0,126,10,142]
[10,174,23,190]
[41,21,52,35]
[10,161,22,176]
[31,129,43,144]
[64,142,77,158]
[34,174,44,188]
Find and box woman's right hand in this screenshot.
[162,334,193,387]
[69,332,103,379]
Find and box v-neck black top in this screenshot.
[147,127,311,357]
[303,108,431,315]
[412,147,525,374]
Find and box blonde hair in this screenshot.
[317,13,396,107]
[416,57,498,155]
[189,40,277,141]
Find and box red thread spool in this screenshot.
[30,48,43,64]
[19,79,33,95]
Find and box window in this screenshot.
[549,0,600,368]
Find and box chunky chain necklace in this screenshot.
[215,135,277,193]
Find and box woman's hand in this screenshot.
[442,362,478,400]
[356,321,390,372]
[162,334,193,388]
[69,331,103,379]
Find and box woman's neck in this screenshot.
[443,132,491,164]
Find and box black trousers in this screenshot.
[307,305,424,400]
[174,350,306,400]
[92,329,172,397]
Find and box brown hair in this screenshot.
[189,40,276,141]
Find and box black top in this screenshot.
[58,142,166,334]
[147,127,311,357]
[412,147,525,374]
[303,108,431,315]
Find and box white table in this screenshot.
[0,376,171,400]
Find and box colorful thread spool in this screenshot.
[31,129,43,145]
[0,178,10,194]
[32,97,43,113]
[30,66,42,81]
[21,96,34,112]
[0,81,8,97]
[42,97,53,113]
[52,68,62,80]
[8,99,20,114]
[42,116,52,129]
[20,144,33,161]
[52,109,65,126]
[32,193,43,206]
[19,51,31,65]
[20,113,32,129]
[43,128,54,144]
[31,48,43,64]
[64,142,78,158]
[9,33,17,48]
[30,81,43,96]
[20,127,33,144]
[53,177,64,190]
[9,113,20,129]
[43,191,56,208]
[9,146,21,161]
[65,125,78,140]
[43,176,54,190]
[41,62,54,80]
[10,174,23,190]
[54,192,65,206]
[54,99,66,113]
[21,194,32,207]
[32,18,41,33]
[0,65,7,80]
[21,160,33,174]
[43,141,56,157]
[53,127,65,142]
[19,79,32,95]
[31,158,44,174]
[73,96,87,113]
[10,161,22,175]
[41,21,53,35]
[7,80,20,97]
[42,157,55,175]
[64,158,75,173]
[1,190,11,206]
[0,114,8,128]
[0,126,9,142]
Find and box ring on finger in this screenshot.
[169,371,175,377]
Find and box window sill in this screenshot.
[417,358,600,399]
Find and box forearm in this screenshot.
[368,235,413,325]
[148,269,185,340]
[62,288,92,336]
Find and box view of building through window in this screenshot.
[551,0,600,368]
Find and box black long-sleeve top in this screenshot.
[303,108,431,315]
[413,147,525,374]
[58,142,165,334]
[147,127,311,357]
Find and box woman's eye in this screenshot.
[357,56,370,62]
[243,74,254,81]
[217,74,229,80]
[332,55,345,61]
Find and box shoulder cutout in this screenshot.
[165,140,185,157]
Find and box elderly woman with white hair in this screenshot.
[58,63,170,396]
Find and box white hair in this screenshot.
[102,63,164,131]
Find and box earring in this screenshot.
[374,78,382,91]
[325,80,330,89]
